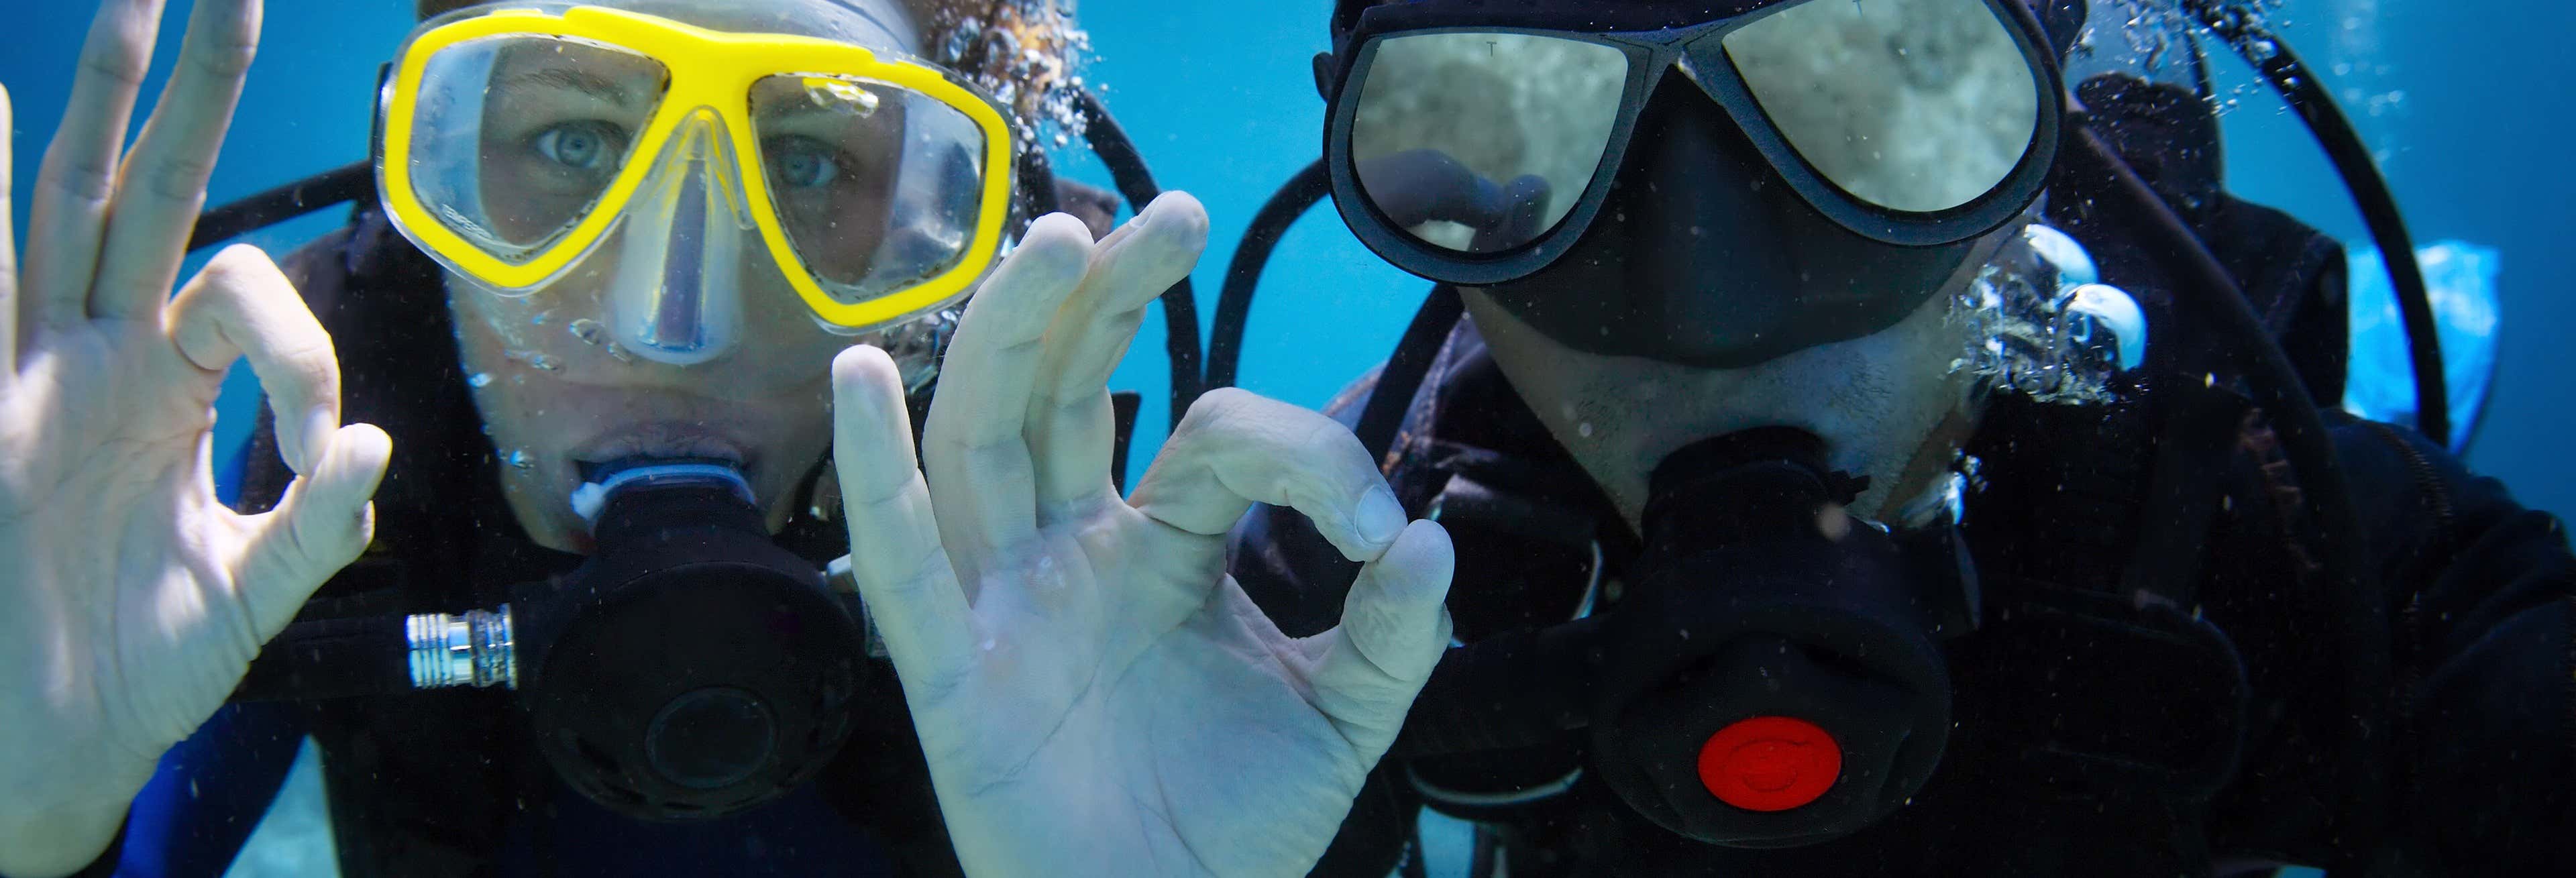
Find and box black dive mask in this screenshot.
[235,461,868,821]
[1398,428,1973,848]
[1316,0,2065,368]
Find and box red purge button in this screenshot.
[1697,716,1842,812]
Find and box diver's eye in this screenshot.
[767,136,843,189]
[532,122,623,172]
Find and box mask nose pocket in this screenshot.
[610,111,753,366]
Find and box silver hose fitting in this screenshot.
[407,605,518,690]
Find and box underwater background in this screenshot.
[2,1,2568,873]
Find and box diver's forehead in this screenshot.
[475,0,922,53]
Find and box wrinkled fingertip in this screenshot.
[1374,518,1456,607]
[1138,190,1210,245]
[299,421,389,514]
[203,241,278,282]
[831,342,900,386]
[830,345,919,490]
[1020,212,1099,262]
[830,344,907,418]
[1332,518,1457,691]
[343,428,390,547]
[337,422,393,494]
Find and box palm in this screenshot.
[904,508,1385,873]
[1,323,251,772]
[832,199,1452,877]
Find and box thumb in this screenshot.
[1303,518,1454,759]
[234,422,392,635]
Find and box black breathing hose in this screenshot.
[1352,285,1464,465]
[2065,125,2392,864]
[2188,3,2449,445]
[185,160,374,252]
[1072,88,1205,429]
[1018,146,1066,221]
[1207,158,1333,390]
[230,616,413,702]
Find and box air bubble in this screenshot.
[468,372,494,388]
[505,449,534,470]
[568,318,604,346]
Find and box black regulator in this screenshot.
[233,461,869,820]
[1595,428,1957,845]
[1397,427,1972,848]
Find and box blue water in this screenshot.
[5,0,2565,516]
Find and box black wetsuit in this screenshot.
[1230,272,2575,875]
[83,208,965,878]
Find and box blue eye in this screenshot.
[769,138,842,189]
[533,122,621,171]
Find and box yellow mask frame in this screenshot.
[377,5,1018,331]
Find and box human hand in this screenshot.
[0,3,390,875]
[830,193,1454,877]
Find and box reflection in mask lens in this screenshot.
[1722,0,2039,213]
[1350,32,1627,253]
[749,74,987,306]
[407,35,670,263]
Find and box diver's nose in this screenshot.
[610,114,748,366]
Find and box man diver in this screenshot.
[0,1,1456,877]
[1230,0,2575,874]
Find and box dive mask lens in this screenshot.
[1346,32,1627,254]
[1719,0,2041,213]
[747,74,992,316]
[400,34,671,274]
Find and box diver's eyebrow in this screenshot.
[496,66,643,107]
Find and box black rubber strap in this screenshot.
[186,160,374,253]
[1354,285,1464,465]
[1208,158,1332,390]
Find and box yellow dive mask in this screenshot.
[376,3,1017,360]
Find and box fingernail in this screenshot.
[303,406,336,473]
[1355,486,1406,547]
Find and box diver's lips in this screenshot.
[568,423,755,473]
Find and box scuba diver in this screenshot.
[1218,0,2575,874]
[0,1,1457,877]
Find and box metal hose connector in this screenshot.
[406,605,518,690]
